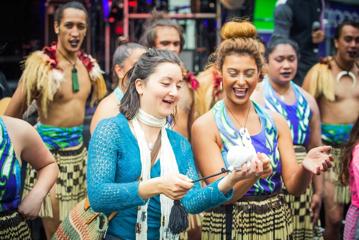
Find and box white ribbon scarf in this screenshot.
[131,114,179,240]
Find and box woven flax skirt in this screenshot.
[201,193,293,240]
[0,210,31,240]
[23,144,87,221]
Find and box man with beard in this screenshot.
[303,20,359,240]
[5,1,106,238]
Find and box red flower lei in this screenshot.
[43,42,94,72]
[186,71,199,91]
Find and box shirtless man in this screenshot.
[5,1,106,238]
[140,16,198,139]
[302,20,359,240]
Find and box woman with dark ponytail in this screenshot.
[87,49,259,240]
[252,37,324,239]
[341,116,359,239]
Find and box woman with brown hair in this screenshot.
[139,11,199,140]
[193,22,267,120]
[87,49,264,240]
[192,20,333,240]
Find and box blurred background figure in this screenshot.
[273,0,325,85]
[303,20,359,240]
[90,41,146,133]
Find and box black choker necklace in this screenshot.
[58,50,80,93]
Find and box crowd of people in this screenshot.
[0,1,358,240]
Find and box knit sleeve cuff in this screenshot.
[208,178,234,202]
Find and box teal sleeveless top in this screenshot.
[212,100,282,196]
[0,118,22,212]
[263,78,312,146]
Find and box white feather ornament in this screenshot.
[227,145,256,171]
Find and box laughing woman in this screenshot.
[87,49,265,240]
[191,21,333,240]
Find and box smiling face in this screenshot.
[154,26,182,54]
[136,62,183,118]
[221,54,260,105]
[55,8,87,55]
[335,25,359,62]
[267,43,298,84]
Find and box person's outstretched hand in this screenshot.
[302,145,333,175]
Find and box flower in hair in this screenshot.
[186,71,199,91]
[213,70,222,97]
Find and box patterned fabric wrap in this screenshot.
[114,87,124,103]
[344,204,359,240]
[36,123,84,150]
[201,194,293,240]
[212,100,282,196]
[179,214,203,240]
[0,118,21,212]
[23,144,87,221]
[0,211,31,240]
[284,145,323,240]
[324,147,351,204]
[321,123,353,146]
[52,198,109,240]
[263,78,312,146]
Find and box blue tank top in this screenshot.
[0,118,22,212]
[212,100,282,196]
[263,78,312,146]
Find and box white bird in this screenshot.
[227,145,256,171]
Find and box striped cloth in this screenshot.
[0,211,31,240]
[201,193,293,240]
[344,204,359,240]
[284,145,323,240]
[36,123,83,150]
[23,144,87,221]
